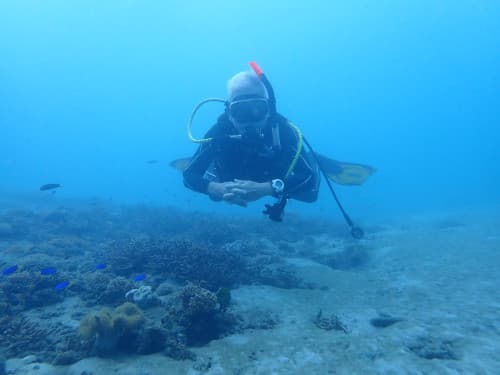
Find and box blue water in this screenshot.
[1,1,499,220]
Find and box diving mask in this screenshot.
[228,98,269,124]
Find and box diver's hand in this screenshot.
[228,179,273,202]
[222,192,248,207]
[207,182,229,201]
[207,182,248,206]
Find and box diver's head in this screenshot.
[227,71,270,135]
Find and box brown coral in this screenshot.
[180,284,217,318]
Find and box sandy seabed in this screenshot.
[3,209,500,375]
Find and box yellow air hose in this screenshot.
[285,122,303,178]
[187,98,227,144]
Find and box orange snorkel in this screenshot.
[249,61,277,118]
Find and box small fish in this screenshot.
[133,273,146,282]
[370,317,404,328]
[95,263,107,270]
[40,183,61,191]
[54,281,70,291]
[147,160,159,164]
[2,265,18,276]
[40,267,57,276]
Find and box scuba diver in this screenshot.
[183,70,319,209]
[172,62,375,238]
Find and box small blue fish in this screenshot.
[133,273,146,282]
[40,267,57,276]
[2,265,18,276]
[95,263,107,270]
[40,183,61,191]
[54,281,70,291]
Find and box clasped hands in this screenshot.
[207,179,273,207]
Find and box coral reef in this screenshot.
[77,273,132,306]
[0,271,65,313]
[0,208,34,239]
[76,272,112,304]
[79,302,145,354]
[313,310,349,333]
[106,238,316,291]
[103,238,149,276]
[155,281,176,296]
[136,326,168,354]
[180,283,218,318]
[163,334,196,360]
[0,314,83,365]
[0,315,49,358]
[0,202,372,366]
[125,285,158,308]
[180,216,246,246]
[112,302,145,341]
[100,277,133,305]
[162,284,238,347]
[107,239,248,290]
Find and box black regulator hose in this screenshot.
[303,137,364,239]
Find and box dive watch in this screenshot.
[271,179,285,195]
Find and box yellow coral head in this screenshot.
[79,313,99,340]
[112,302,145,332]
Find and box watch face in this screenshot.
[272,179,284,193]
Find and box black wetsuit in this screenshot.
[183,113,319,202]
